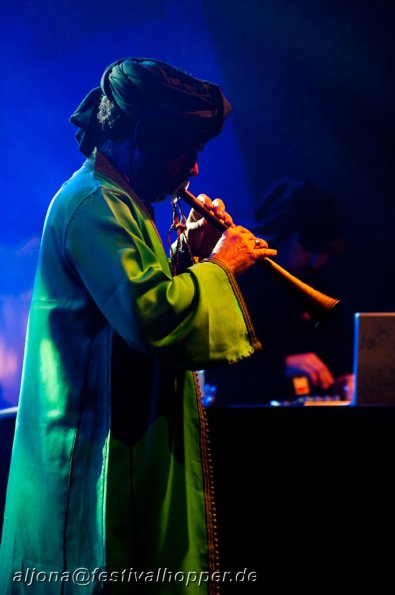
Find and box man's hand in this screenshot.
[185,194,233,258]
[210,225,277,277]
[185,192,277,275]
[285,352,335,390]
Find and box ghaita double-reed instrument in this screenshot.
[174,185,340,324]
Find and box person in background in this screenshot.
[207,177,354,405]
[0,58,276,594]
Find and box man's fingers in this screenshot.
[286,352,334,390]
[310,355,334,389]
[212,198,225,212]
[252,236,272,249]
[305,354,334,389]
[198,195,234,227]
[251,235,277,258]
[197,193,213,210]
[187,217,208,231]
[258,248,278,258]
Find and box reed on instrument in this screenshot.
[174,186,340,324]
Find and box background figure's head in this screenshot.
[253,177,346,277]
[70,58,231,201]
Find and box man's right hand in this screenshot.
[209,226,277,277]
[285,352,335,390]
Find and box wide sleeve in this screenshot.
[65,188,260,370]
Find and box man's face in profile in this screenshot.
[128,121,204,202]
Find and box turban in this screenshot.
[70,58,231,156]
[252,178,346,255]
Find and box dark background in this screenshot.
[2,407,395,594]
[0,0,394,406]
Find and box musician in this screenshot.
[207,178,354,404]
[0,58,276,593]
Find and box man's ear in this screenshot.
[133,121,144,149]
[133,120,155,150]
[135,120,169,154]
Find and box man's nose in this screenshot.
[189,162,199,177]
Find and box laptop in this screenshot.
[353,312,395,405]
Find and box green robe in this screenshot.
[0,152,260,594]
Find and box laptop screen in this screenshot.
[353,312,395,405]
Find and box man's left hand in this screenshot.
[185,194,234,258]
